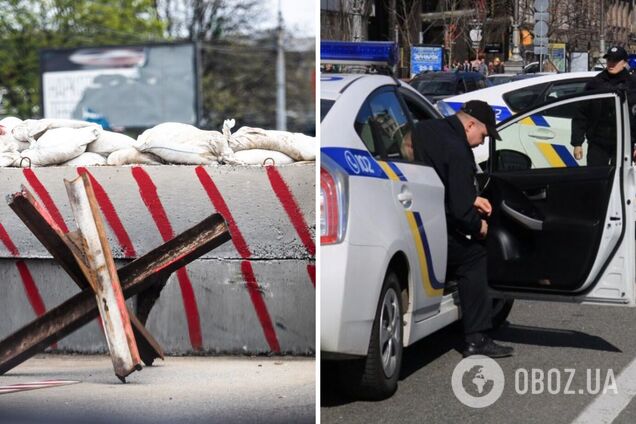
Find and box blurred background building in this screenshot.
[321,0,636,76]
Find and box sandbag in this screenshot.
[233,149,295,165]
[0,117,29,151]
[107,148,163,166]
[20,126,100,167]
[61,152,107,167]
[88,130,137,156]
[12,119,99,144]
[0,139,20,167]
[136,122,235,165]
[229,127,315,161]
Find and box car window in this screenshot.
[494,96,617,171]
[398,88,437,124]
[321,99,335,122]
[543,81,588,101]
[354,88,410,160]
[503,83,549,112]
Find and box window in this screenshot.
[354,88,410,160]
[321,99,335,122]
[503,83,548,112]
[543,81,589,102]
[494,97,618,171]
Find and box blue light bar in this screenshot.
[320,40,397,66]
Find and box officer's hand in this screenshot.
[477,219,488,239]
[573,146,583,160]
[0,125,5,136]
[474,196,492,217]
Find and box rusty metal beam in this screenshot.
[7,186,164,366]
[0,212,231,375]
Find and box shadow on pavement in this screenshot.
[492,323,622,352]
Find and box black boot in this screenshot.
[463,334,514,358]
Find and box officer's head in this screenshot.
[604,46,629,75]
[458,100,501,148]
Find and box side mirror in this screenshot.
[494,149,532,171]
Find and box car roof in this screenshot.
[320,73,399,101]
[445,71,599,103]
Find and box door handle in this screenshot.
[524,188,547,200]
[501,201,544,230]
[397,188,412,208]
[528,130,555,140]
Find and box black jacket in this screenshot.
[412,115,482,237]
[571,69,636,150]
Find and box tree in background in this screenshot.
[0,0,165,117]
[0,0,314,134]
[154,0,313,132]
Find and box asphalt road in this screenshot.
[0,355,315,424]
[321,299,636,424]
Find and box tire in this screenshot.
[491,298,514,329]
[340,271,403,400]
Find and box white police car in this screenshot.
[321,44,636,400]
[437,72,599,165]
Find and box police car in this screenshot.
[437,71,599,165]
[321,43,636,400]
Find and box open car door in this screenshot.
[483,91,636,305]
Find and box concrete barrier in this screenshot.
[0,164,315,354]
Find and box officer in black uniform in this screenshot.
[571,46,636,166]
[410,100,513,358]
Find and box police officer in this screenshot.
[410,100,514,358]
[571,46,636,166]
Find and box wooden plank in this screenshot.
[65,174,141,381]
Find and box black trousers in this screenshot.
[447,232,492,337]
[587,143,614,166]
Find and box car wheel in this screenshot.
[492,298,514,329]
[341,271,403,400]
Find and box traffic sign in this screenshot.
[534,12,550,21]
[534,46,549,55]
[534,21,548,37]
[534,36,549,46]
[534,0,549,12]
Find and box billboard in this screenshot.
[40,42,199,129]
[548,43,567,73]
[410,45,444,77]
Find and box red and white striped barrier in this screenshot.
[0,164,315,354]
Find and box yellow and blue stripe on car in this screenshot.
[377,160,445,298]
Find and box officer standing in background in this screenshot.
[409,100,514,358]
[571,46,636,165]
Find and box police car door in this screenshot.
[484,91,636,305]
[360,86,448,323]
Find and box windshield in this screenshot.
[321,99,335,121]
[414,80,455,95]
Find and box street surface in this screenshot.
[0,355,314,423]
[322,299,636,424]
